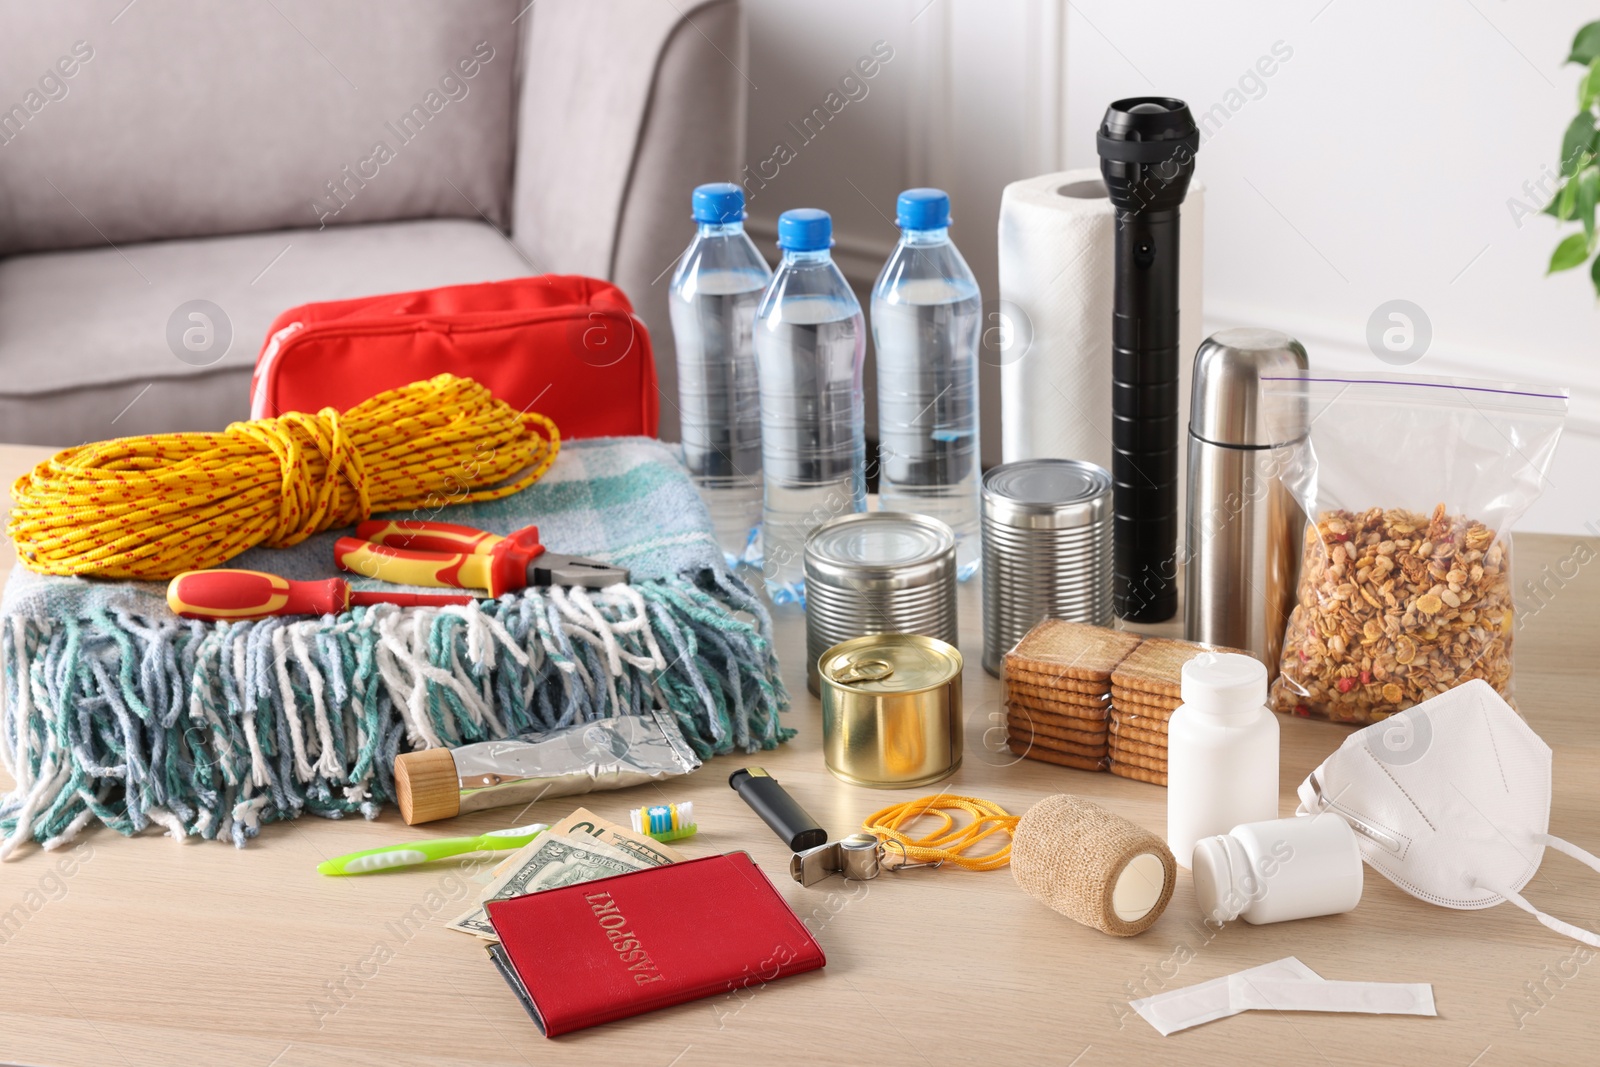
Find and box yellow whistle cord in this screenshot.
[862,795,1020,871]
[8,374,560,580]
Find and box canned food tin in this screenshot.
[818,634,963,788]
[804,511,958,695]
[981,459,1114,676]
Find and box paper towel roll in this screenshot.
[998,170,1205,486]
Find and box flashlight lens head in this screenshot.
[1096,96,1198,214]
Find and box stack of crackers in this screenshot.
[1107,639,1196,786]
[1002,623,1141,773]
[1003,621,1256,787]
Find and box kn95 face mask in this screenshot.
[1298,679,1600,948]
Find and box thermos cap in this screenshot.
[1189,328,1310,448]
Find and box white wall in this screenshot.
[743,0,1599,532]
[742,0,1066,460]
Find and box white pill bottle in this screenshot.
[1192,814,1364,924]
[1166,652,1278,868]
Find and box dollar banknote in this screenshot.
[446,833,650,941]
[485,806,684,883]
[548,806,687,866]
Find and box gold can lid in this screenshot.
[821,633,962,694]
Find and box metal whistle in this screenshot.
[789,833,942,887]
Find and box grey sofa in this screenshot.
[0,0,743,445]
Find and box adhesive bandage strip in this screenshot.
[1129,956,1323,1036]
[1227,976,1436,1016]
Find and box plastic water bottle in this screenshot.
[668,183,772,566]
[870,188,983,577]
[753,208,867,602]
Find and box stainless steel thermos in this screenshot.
[1183,328,1309,667]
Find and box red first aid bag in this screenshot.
[249,275,658,439]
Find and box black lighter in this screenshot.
[728,767,827,851]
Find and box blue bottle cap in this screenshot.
[692,183,745,224]
[777,208,833,252]
[896,188,951,231]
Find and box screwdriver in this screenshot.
[166,569,475,622]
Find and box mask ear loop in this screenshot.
[1479,832,1600,950]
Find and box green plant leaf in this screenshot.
[1561,113,1598,176]
[1549,232,1590,272]
[1582,58,1600,112]
[1571,21,1600,65]
[1581,168,1600,239]
[1592,250,1600,297]
[1556,174,1580,219]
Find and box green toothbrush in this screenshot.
[316,822,549,876]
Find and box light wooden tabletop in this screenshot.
[0,441,1596,1067]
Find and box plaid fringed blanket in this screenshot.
[0,437,791,853]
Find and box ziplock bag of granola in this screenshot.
[1260,374,1566,723]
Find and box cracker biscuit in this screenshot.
[1111,710,1170,736]
[1006,692,1112,722]
[1006,711,1107,747]
[1111,686,1180,712]
[1005,676,1113,706]
[1007,737,1106,772]
[1110,698,1175,722]
[997,671,1109,696]
[1006,702,1111,732]
[1108,718,1168,747]
[1108,734,1167,760]
[1008,728,1108,760]
[1108,749,1168,773]
[1004,620,1142,681]
[1109,761,1168,786]
[1111,637,1258,699]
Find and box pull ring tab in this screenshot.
[832,658,894,685]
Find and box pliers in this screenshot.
[333,519,629,595]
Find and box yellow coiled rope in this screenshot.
[9,374,560,580]
[863,795,1020,871]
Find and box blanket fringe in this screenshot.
[0,570,791,855]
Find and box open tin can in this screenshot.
[817,633,963,788]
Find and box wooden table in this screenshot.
[1,441,1597,1067]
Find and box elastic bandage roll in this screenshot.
[1011,793,1176,937]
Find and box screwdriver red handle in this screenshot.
[167,570,476,621]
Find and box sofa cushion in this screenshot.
[0,219,533,445]
[0,0,520,257]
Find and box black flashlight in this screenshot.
[1096,97,1199,623]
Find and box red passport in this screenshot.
[485,851,825,1036]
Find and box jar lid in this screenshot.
[982,459,1112,529]
[820,634,962,694]
[804,512,955,588]
[1191,834,1251,923]
[1180,652,1268,715]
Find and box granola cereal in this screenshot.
[1270,503,1513,723]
